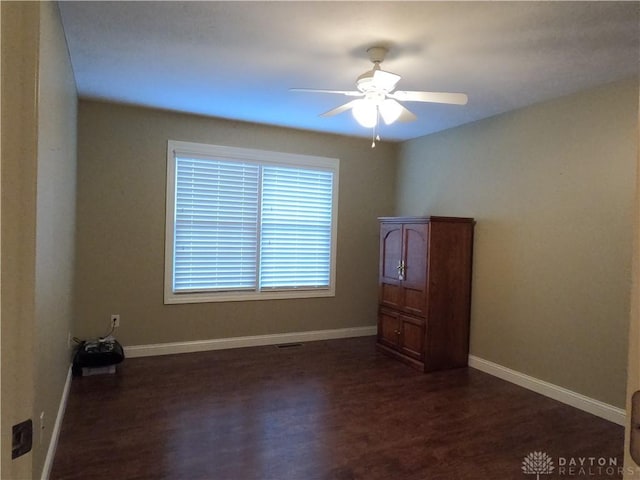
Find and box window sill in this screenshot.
[164,288,336,305]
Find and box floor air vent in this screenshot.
[275,343,303,349]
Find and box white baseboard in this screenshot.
[124,326,377,358]
[468,355,626,426]
[41,365,72,480]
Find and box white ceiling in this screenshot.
[58,1,639,142]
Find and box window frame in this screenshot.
[164,140,339,304]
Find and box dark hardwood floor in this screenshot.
[51,336,624,480]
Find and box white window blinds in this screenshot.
[260,166,333,289]
[167,141,338,303]
[174,157,259,292]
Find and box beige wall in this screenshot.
[624,87,640,479]
[396,78,638,408]
[0,3,76,477]
[1,2,39,478]
[33,2,77,477]
[75,101,397,345]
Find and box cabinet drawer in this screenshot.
[378,309,400,349]
[399,314,425,361]
[378,308,425,361]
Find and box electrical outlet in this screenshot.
[110,314,120,328]
[67,331,72,349]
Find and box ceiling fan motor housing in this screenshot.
[358,47,385,91]
[367,46,388,64]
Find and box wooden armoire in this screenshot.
[377,216,475,372]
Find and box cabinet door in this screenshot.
[379,223,403,309]
[378,308,401,349]
[402,224,428,317]
[399,314,425,361]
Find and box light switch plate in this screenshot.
[11,419,33,459]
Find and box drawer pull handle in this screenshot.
[397,261,406,280]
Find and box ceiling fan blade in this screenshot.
[378,99,416,125]
[390,91,468,105]
[373,69,401,91]
[396,103,417,123]
[320,100,359,117]
[290,88,362,97]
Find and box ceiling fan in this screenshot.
[291,46,468,147]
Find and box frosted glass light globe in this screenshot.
[352,99,378,128]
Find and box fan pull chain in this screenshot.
[371,106,381,148]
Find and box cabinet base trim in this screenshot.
[376,342,424,370]
[468,355,625,426]
[125,326,377,358]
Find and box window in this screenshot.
[165,140,339,304]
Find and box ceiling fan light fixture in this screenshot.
[291,45,468,146]
[352,99,378,128]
